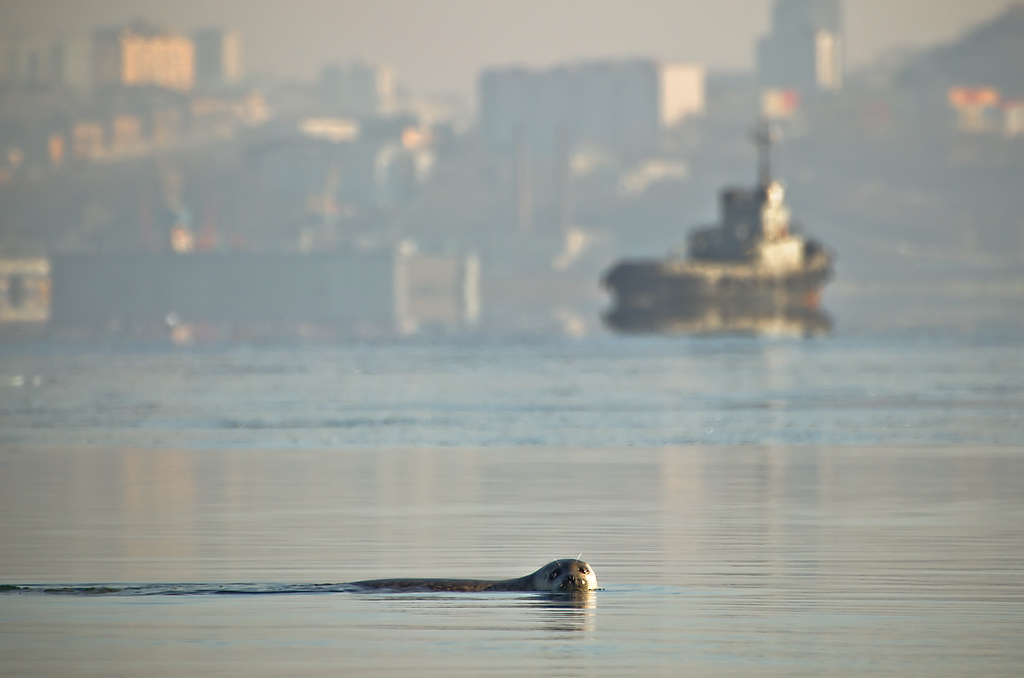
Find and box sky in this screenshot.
[1,0,1018,98]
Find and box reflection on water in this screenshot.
[604,300,832,337]
[1,445,1022,676]
[526,591,597,634]
[3,583,598,634]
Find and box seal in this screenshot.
[349,558,597,593]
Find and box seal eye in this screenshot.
[579,566,589,575]
[549,569,560,580]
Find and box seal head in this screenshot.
[529,559,597,592]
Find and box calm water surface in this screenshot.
[0,335,1021,448]
[1,336,1022,676]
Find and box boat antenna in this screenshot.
[752,118,775,187]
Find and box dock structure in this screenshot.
[37,246,479,338]
[0,258,51,327]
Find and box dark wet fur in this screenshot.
[3,560,597,596]
[349,559,596,593]
[349,576,537,592]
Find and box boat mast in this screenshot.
[752,119,774,188]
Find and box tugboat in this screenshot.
[602,121,834,335]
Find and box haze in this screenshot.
[1,0,1017,98]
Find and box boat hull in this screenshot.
[603,255,832,311]
[602,254,833,335]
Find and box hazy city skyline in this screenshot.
[1,0,1018,98]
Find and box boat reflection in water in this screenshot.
[605,299,832,337]
[602,121,834,337]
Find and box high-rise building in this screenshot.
[320,61,396,117]
[0,36,92,90]
[479,60,704,155]
[193,28,240,90]
[0,37,55,85]
[93,24,194,91]
[758,0,843,94]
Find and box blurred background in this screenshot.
[1,0,1022,341]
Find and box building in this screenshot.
[479,60,704,156]
[948,87,1001,132]
[320,61,396,117]
[93,24,194,90]
[758,0,843,95]
[1,36,59,86]
[0,36,92,90]
[193,28,240,90]
[1005,100,1024,138]
[0,258,50,326]
[761,89,801,119]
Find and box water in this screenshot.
[1,335,1021,448]
[1,335,1023,676]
